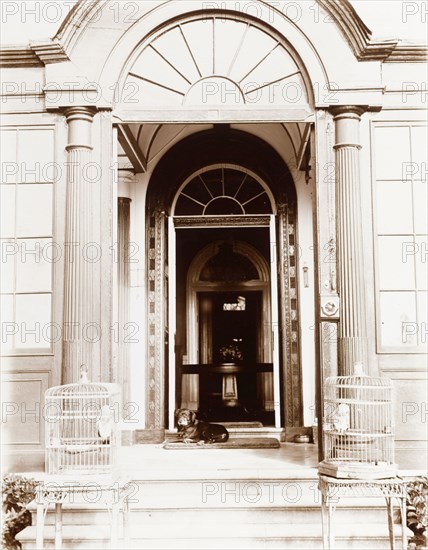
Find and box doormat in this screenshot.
[221,422,263,428]
[163,437,280,449]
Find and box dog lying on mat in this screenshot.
[176,409,229,444]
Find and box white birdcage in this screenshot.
[45,369,121,475]
[319,363,397,479]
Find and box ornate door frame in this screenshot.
[145,197,302,440]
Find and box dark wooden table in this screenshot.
[178,363,273,415]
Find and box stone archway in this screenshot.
[144,128,303,439]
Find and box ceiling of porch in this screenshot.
[117,122,311,175]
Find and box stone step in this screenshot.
[18,522,410,550]
[27,477,391,510]
[29,504,392,526]
[165,426,285,441]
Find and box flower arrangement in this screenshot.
[2,474,39,550]
[219,344,243,362]
[406,476,427,549]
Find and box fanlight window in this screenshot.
[199,243,260,281]
[174,167,273,216]
[124,17,309,107]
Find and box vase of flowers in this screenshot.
[407,476,428,550]
[219,343,243,363]
[2,474,39,550]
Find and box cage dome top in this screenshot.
[324,362,392,388]
[45,367,119,398]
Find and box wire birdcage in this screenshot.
[319,363,397,479]
[45,369,121,475]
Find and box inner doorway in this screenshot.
[197,290,269,422]
[174,223,277,426]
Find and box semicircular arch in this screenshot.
[172,164,276,217]
[118,12,313,110]
[188,240,271,288]
[94,1,331,109]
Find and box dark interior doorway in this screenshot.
[203,291,260,365]
[197,291,265,421]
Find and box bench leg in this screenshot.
[54,503,63,550]
[36,504,45,549]
[386,497,394,550]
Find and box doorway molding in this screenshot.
[144,127,303,439]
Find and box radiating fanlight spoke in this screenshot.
[149,44,192,86]
[179,24,203,79]
[181,192,206,207]
[244,71,301,95]
[234,174,248,199]
[226,23,250,77]
[199,174,214,198]
[242,191,268,207]
[238,43,280,85]
[125,17,308,107]
[128,72,185,96]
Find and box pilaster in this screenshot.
[117,171,134,406]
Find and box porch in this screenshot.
[17,443,421,549]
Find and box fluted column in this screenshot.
[62,107,97,383]
[332,106,368,375]
[117,171,133,405]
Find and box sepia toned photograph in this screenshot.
[1,1,427,548]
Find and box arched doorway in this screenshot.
[145,128,303,433]
[174,165,275,424]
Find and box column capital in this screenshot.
[64,106,97,123]
[331,105,367,149]
[329,105,368,120]
[118,170,135,200]
[64,106,97,151]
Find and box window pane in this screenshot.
[376,181,413,234]
[374,126,411,180]
[417,291,427,348]
[15,238,52,293]
[0,294,14,352]
[1,130,17,183]
[16,184,53,237]
[15,294,51,350]
[411,126,428,167]
[379,291,417,348]
[0,185,15,238]
[18,129,54,183]
[0,239,15,293]
[413,181,428,234]
[415,236,428,290]
[377,236,415,290]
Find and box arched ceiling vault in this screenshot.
[117,122,309,177]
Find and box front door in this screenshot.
[196,290,267,422]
